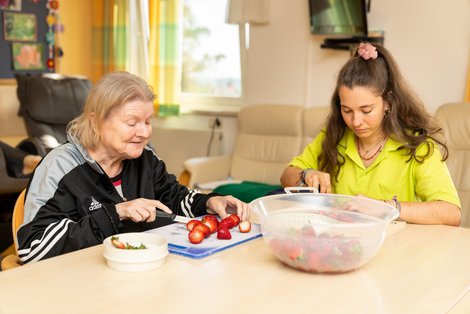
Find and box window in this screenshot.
[181,0,245,111]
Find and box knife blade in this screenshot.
[156,211,192,224]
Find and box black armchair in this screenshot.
[15,73,92,156]
[0,144,29,195]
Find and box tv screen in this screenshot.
[309,0,368,36]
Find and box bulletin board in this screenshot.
[0,0,49,79]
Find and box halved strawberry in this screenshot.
[188,229,205,244]
[193,223,211,238]
[186,219,201,231]
[201,215,219,234]
[238,220,251,233]
[111,236,125,249]
[217,226,232,240]
[228,214,240,227]
[219,217,235,229]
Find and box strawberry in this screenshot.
[228,214,240,227]
[193,223,211,238]
[201,215,219,234]
[306,252,321,270]
[301,225,316,237]
[219,217,235,229]
[111,236,125,249]
[186,219,201,231]
[217,226,232,240]
[188,229,205,244]
[238,220,251,233]
[287,245,303,261]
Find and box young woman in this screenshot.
[281,43,461,226]
[17,71,250,264]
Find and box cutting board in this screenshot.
[147,222,262,259]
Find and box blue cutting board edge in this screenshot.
[168,232,263,259]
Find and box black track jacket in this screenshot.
[17,134,216,264]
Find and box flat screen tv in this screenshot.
[309,0,368,36]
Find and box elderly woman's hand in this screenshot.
[115,198,172,223]
[206,195,250,221]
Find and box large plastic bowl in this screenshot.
[250,193,399,273]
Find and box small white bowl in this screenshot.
[103,233,168,272]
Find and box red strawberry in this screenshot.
[201,215,219,234]
[186,219,201,231]
[111,236,125,249]
[228,214,240,227]
[219,217,235,229]
[301,225,316,237]
[188,229,205,244]
[238,220,251,233]
[287,245,303,261]
[217,226,232,240]
[306,252,321,270]
[193,223,211,238]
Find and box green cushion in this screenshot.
[213,181,282,203]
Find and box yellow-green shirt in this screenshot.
[290,129,461,207]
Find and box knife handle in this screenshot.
[156,211,176,220]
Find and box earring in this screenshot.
[384,110,390,116]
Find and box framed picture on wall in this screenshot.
[11,42,45,70]
[0,0,22,11]
[3,11,37,42]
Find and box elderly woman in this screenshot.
[17,71,250,264]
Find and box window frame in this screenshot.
[179,12,247,114]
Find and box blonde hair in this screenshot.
[67,71,155,149]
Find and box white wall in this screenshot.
[153,0,470,174]
[247,0,470,112]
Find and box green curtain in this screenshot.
[91,0,128,82]
[92,0,181,116]
[149,0,182,117]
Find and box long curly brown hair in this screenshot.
[319,43,448,181]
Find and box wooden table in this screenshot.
[1,223,470,314]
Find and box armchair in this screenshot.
[15,73,91,156]
[434,102,470,228]
[0,145,29,195]
[182,105,329,201]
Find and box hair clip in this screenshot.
[358,43,378,60]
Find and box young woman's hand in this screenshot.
[303,170,332,193]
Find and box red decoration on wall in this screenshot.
[46,0,62,72]
[47,58,55,70]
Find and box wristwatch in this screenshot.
[392,195,401,214]
[300,168,314,185]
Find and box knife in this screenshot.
[156,211,192,224]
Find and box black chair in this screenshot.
[0,144,29,195]
[15,73,92,156]
[0,144,29,254]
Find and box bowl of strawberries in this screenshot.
[250,193,399,273]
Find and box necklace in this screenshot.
[357,135,387,161]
